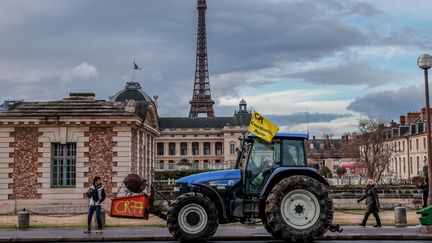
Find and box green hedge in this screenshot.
[155,170,214,180]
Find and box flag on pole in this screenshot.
[134,62,142,70]
[248,111,279,142]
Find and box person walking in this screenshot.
[357,178,381,228]
[84,176,106,233]
[419,180,429,208]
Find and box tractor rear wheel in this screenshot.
[264,175,333,242]
[167,192,219,242]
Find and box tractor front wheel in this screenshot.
[264,175,333,242]
[167,192,219,242]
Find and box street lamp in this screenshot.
[418,54,432,206]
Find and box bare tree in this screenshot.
[346,119,395,182]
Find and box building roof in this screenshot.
[160,114,251,129]
[0,99,135,118]
[111,81,153,103]
[0,100,23,112]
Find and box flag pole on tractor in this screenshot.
[248,111,279,142]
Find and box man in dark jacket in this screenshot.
[84,176,106,233]
[419,180,429,208]
[357,178,381,228]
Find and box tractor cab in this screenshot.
[175,133,311,196]
[241,133,309,196]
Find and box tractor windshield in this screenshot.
[246,138,280,194]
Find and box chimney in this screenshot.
[67,93,95,101]
[400,115,406,125]
[406,112,421,124]
[312,135,316,140]
[153,95,159,108]
[421,107,432,122]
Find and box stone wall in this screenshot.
[332,197,421,210]
[88,127,114,196]
[145,134,152,184]
[0,127,14,200]
[11,127,40,199]
[139,131,143,177]
[112,126,132,196]
[130,128,137,174]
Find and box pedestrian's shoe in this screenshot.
[373,225,381,228]
[95,230,103,234]
[84,230,91,234]
[357,223,365,227]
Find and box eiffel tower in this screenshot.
[188,0,215,118]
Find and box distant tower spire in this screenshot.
[188,0,215,118]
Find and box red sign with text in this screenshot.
[110,195,150,219]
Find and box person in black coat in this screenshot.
[357,179,381,228]
[84,176,106,233]
[419,180,429,208]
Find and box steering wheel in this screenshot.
[249,158,273,182]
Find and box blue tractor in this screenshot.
[166,132,335,242]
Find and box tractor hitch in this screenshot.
[148,207,167,221]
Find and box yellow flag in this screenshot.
[248,111,279,142]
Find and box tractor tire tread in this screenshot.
[264,175,333,242]
[167,192,219,242]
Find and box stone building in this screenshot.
[156,100,251,170]
[0,82,159,213]
[307,135,356,176]
[383,108,430,180]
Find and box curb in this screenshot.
[2,235,432,242]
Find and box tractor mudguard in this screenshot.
[191,183,228,220]
[259,167,329,198]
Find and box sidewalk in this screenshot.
[0,225,431,242]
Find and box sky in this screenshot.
[0,0,431,137]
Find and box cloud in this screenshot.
[219,89,352,115]
[317,0,382,17]
[347,85,424,120]
[0,0,430,121]
[211,72,276,98]
[287,115,360,137]
[267,112,352,127]
[208,0,371,74]
[289,61,404,87]
[61,62,98,81]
